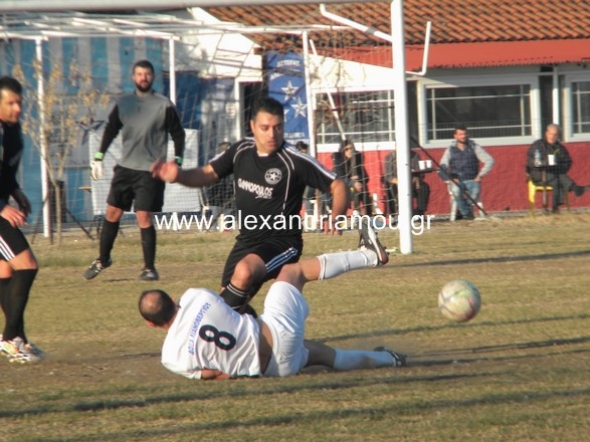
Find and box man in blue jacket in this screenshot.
[439,125,494,220]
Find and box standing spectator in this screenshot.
[526,123,588,212]
[384,149,430,216]
[0,76,43,363]
[333,139,373,216]
[83,60,186,282]
[439,125,494,220]
[151,97,348,315]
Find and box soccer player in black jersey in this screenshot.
[83,60,186,282]
[0,76,44,363]
[152,97,348,314]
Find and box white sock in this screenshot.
[318,250,378,280]
[333,349,394,371]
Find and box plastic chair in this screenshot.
[527,177,569,216]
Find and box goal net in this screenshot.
[4,2,400,248]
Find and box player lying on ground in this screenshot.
[139,221,406,380]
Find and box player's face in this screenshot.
[132,67,154,93]
[250,111,284,154]
[0,89,22,124]
[454,129,468,144]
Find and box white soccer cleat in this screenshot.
[0,337,43,364]
[358,219,389,266]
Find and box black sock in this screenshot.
[140,226,156,270]
[2,269,37,342]
[220,283,249,311]
[99,220,120,264]
[0,277,10,328]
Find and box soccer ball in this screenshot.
[438,279,481,323]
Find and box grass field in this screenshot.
[1,213,589,441]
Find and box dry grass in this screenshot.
[1,212,589,441]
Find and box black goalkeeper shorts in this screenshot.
[107,165,165,212]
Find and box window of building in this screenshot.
[314,84,419,146]
[315,90,395,144]
[572,81,590,134]
[426,84,532,140]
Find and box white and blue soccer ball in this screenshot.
[438,279,481,323]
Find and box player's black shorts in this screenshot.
[221,235,303,290]
[107,165,165,212]
[0,217,30,261]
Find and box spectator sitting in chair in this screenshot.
[384,149,430,217]
[526,123,588,213]
[439,125,494,220]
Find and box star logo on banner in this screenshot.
[281,81,298,100]
[291,97,307,118]
[76,118,105,146]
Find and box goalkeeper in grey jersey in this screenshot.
[83,60,185,282]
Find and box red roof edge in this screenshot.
[328,39,590,70]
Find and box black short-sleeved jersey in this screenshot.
[210,139,335,240]
[0,122,23,211]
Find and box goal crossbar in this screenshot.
[0,0,382,13]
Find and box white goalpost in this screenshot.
[390,0,413,254]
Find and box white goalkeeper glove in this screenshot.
[90,152,104,180]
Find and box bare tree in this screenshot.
[14,60,111,246]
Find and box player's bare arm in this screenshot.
[11,188,31,216]
[151,161,219,187]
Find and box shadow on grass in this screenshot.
[412,347,590,367]
[102,278,137,283]
[416,335,590,357]
[0,372,483,420]
[320,313,590,343]
[394,249,590,268]
[37,385,590,442]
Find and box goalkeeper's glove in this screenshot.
[90,152,104,181]
[174,156,183,168]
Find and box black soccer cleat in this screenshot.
[83,258,112,280]
[374,346,407,367]
[139,268,159,281]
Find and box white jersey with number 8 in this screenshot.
[161,288,261,379]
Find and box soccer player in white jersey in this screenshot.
[139,221,405,380]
